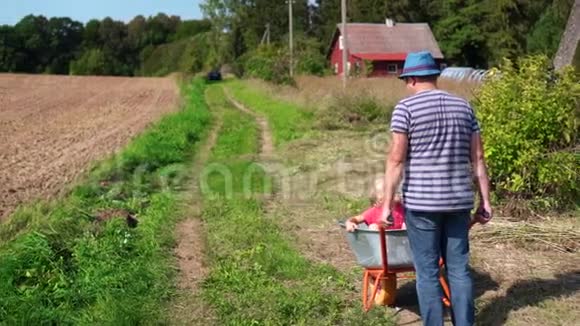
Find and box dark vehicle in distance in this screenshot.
[207,70,222,81]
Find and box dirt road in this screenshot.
[0,74,179,220]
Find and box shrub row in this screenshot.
[317,92,394,130]
[474,56,579,211]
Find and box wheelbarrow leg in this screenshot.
[362,270,370,311]
[439,258,452,307]
[363,270,384,312]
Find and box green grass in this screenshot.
[200,83,394,325]
[202,84,272,197]
[0,78,211,324]
[227,80,314,146]
[206,85,259,160]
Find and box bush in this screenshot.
[70,49,107,75]
[70,49,133,76]
[244,45,295,85]
[294,38,327,76]
[139,33,210,76]
[296,51,327,76]
[316,92,393,130]
[474,56,580,210]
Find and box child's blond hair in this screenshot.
[368,176,385,205]
[368,175,402,205]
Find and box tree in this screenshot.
[527,0,575,58]
[431,1,488,67]
[3,1,574,76]
[201,0,310,64]
[83,19,101,49]
[128,15,147,50]
[0,26,22,72]
[145,13,180,45]
[70,48,107,75]
[313,0,340,43]
[171,19,212,41]
[13,15,50,72]
[46,17,84,73]
[98,17,133,75]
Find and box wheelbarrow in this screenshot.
[339,222,452,311]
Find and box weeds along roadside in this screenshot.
[200,84,394,325]
[0,78,211,324]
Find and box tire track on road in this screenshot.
[224,88,274,157]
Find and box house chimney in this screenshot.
[386,18,395,27]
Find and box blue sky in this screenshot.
[0,0,204,25]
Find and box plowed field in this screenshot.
[0,74,180,220]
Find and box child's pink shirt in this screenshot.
[362,202,405,230]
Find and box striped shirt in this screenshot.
[390,89,480,212]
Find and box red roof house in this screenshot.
[328,20,445,77]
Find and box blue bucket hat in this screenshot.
[398,51,441,79]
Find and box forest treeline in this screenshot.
[0,0,574,76]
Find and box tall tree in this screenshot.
[13,15,50,72]
[201,0,309,63]
[46,17,84,73]
[128,15,147,50]
[0,26,22,72]
[527,0,575,58]
[83,19,101,49]
[171,19,212,41]
[430,0,488,67]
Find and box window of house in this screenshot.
[388,64,398,74]
[334,63,338,74]
[339,36,344,50]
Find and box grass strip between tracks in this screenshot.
[200,83,394,325]
[227,80,314,146]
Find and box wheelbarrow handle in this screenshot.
[379,225,388,273]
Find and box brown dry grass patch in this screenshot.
[243,75,479,111]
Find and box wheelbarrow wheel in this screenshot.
[369,273,397,306]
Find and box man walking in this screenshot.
[380,51,492,326]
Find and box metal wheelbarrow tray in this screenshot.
[340,222,414,269]
[339,221,452,311]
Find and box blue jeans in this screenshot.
[406,209,474,326]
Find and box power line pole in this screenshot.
[288,0,294,77]
[261,23,270,45]
[341,0,348,89]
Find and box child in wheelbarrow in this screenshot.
[345,178,405,232]
[343,178,489,308]
[343,177,405,307]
